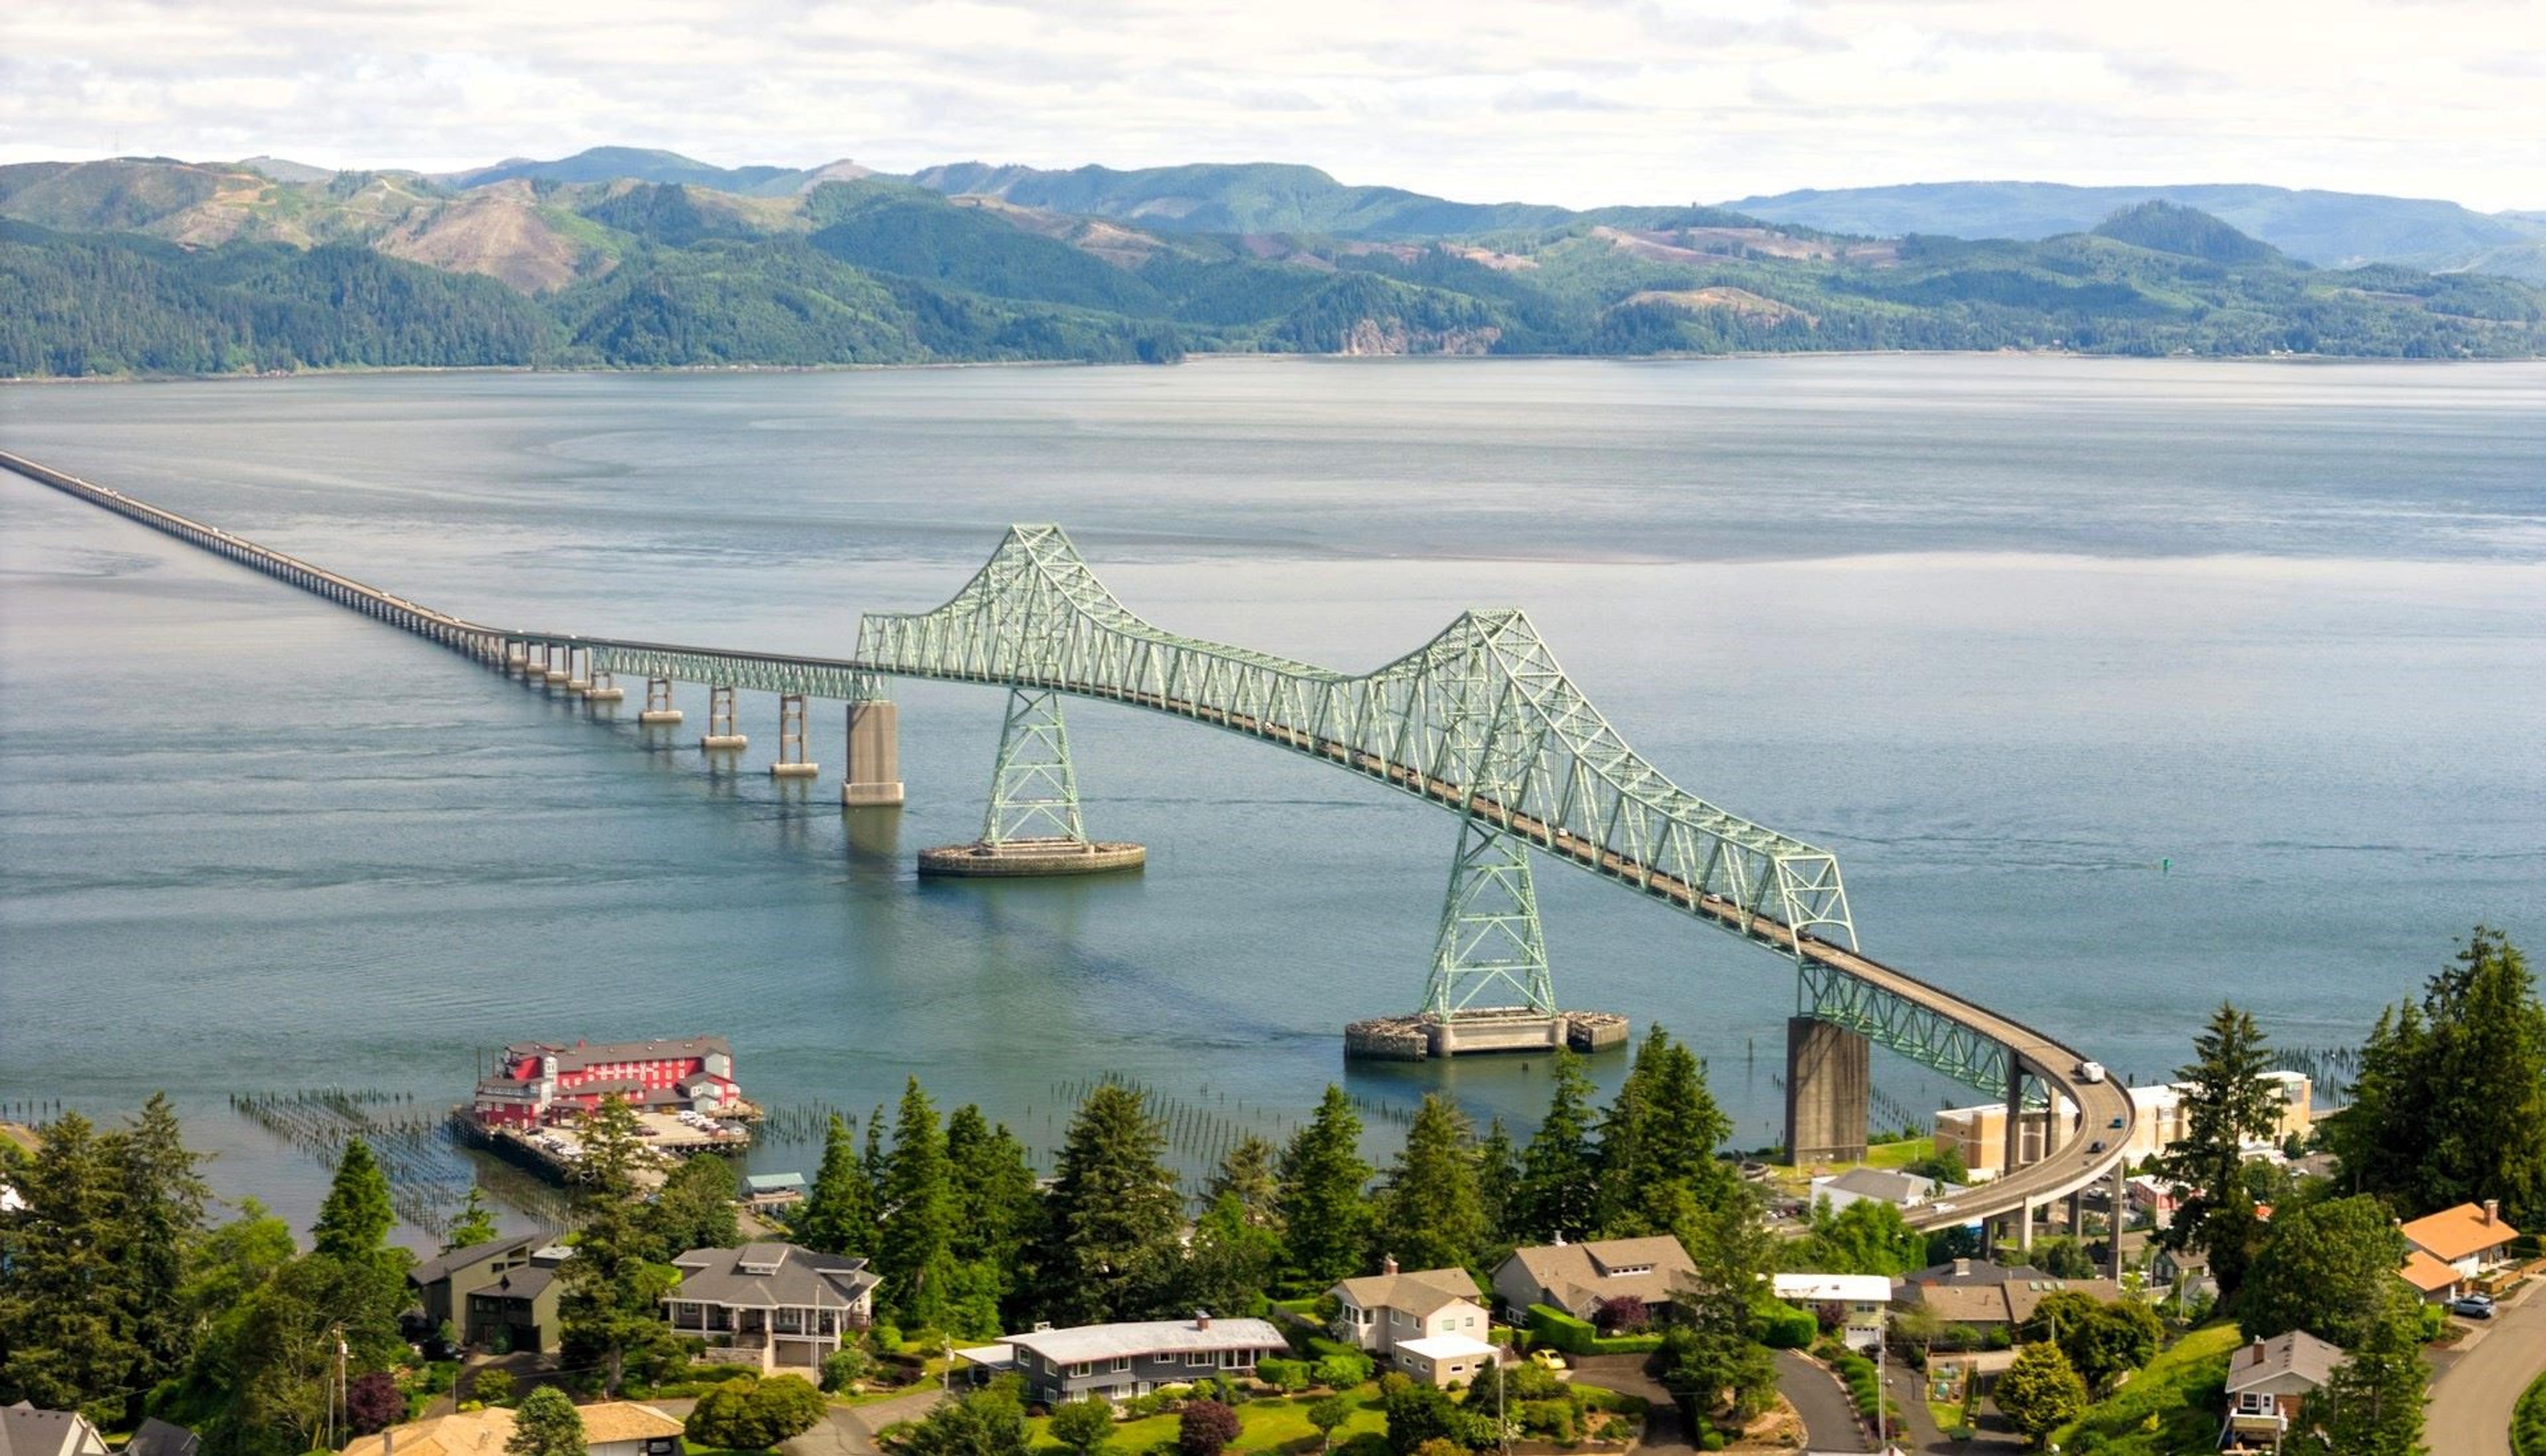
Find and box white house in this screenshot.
[1771,1272,1892,1353]
[1331,1256,1489,1355]
[1809,1166,1946,1214]
[1391,1333,1501,1389]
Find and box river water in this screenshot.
[2,356,2541,1238]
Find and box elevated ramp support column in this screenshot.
[842,698,904,808]
[1784,1015,1871,1164]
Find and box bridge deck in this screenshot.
[2,448,2132,1229]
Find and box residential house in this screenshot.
[1331,1256,1489,1356]
[1002,1313,1286,1408]
[339,1410,514,1456]
[1894,1257,2122,1332]
[473,1036,746,1128]
[1390,1334,1502,1388]
[408,1234,569,1352]
[2152,1246,2216,1305]
[2400,1201,2523,1292]
[2220,1330,2342,1453]
[2397,1249,2462,1305]
[1809,1166,1947,1215]
[0,1404,110,1456]
[1492,1236,1695,1324]
[664,1242,879,1370]
[743,1172,806,1210]
[573,1404,684,1456]
[2128,1176,2185,1231]
[1771,1272,1892,1353]
[123,1420,200,1456]
[1935,1071,2313,1181]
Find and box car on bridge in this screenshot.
[2075,1060,2106,1083]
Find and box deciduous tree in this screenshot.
[644,1152,740,1260]
[509,1386,588,1456]
[2240,1193,2408,1349]
[1992,1341,2088,1449]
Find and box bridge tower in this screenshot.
[917,687,1144,877]
[1424,818,1557,1020]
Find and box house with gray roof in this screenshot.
[1492,1235,1695,1323]
[1331,1256,1489,1356]
[0,1404,109,1456]
[1002,1313,1286,1408]
[1811,1166,1954,1214]
[665,1242,879,1372]
[2221,1330,2343,1452]
[408,1233,566,1353]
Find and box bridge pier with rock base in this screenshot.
[1784,1015,1870,1163]
[918,686,1144,877]
[1344,1009,1629,1062]
[842,699,904,808]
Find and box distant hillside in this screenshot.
[907,160,1588,239]
[2092,202,2279,265]
[6,154,2543,377]
[442,147,870,198]
[1723,181,2546,280]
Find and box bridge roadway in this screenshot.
[3,449,2134,1235]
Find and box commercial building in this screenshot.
[1001,1314,1287,1407]
[1809,1166,1951,1215]
[1935,1071,2313,1182]
[472,1036,745,1128]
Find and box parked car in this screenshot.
[2451,1294,2496,1319]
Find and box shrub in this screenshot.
[821,1345,871,1392]
[685,1374,825,1451]
[2514,1371,2546,1456]
[1754,1300,1817,1349]
[1519,1398,1575,1441]
[1256,1358,1311,1393]
[1312,1351,1373,1388]
[507,1386,587,1456]
[1698,1431,1727,1451]
[1178,1398,1241,1456]
[471,1370,516,1406]
[347,1372,404,1435]
[1048,1397,1116,1455]
[872,1321,904,1353]
[1593,1295,1650,1334]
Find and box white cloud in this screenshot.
[1,0,2538,210]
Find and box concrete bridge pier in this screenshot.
[700,685,747,750]
[1784,1015,1870,1163]
[585,669,623,703]
[564,646,592,696]
[841,699,904,808]
[542,644,570,685]
[638,677,683,725]
[769,694,819,778]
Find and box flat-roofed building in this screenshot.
[1002,1313,1286,1407]
[1935,1071,2313,1182]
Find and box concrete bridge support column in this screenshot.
[842,699,904,808]
[769,694,819,778]
[639,678,683,725]
[2017,1199,2035,1252]
[1784,1016,1870,1164]
[2004,1059,2028,1176]
[585,669,623,703]
[2110,1162,2129,1280]
[701,686,747,750]
[542,645,570,685]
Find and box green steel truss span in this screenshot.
[7,452,2051,1099]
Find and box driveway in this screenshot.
[816,1385,951,1456]
[1774,1351,1868,1454]
[1567,1354,1694,1453]
[2427,1279,2545,1456]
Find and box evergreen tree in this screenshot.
[0,1113,139,1418]
[112,1093,209,1415]
[2302,1291,2428,1456]
[1373,1095,1486,1272]
[1276,1086,1374,1290]
[1512,1050,1599,1243]
[945,1105,1041,1321]
[2330,1002,2431,1201]
[645,1154,740,1260]
[2152,1003,2278,1303]
[1657,1196,1776,1426]
[1207,1134,1282,1228]
[1182,1191,1282,1320]
[877,1078,957,1329]
[312,1137,395,1259]
[2414,928,2546,1225]
[1597,1027,1735,1235]
[1473,1118,1521,1246]
[507,1385,589,1456]
[1034,1083,1183,1325]
[797,1112,880,1256]
[558,1095,672,1394]
[443,1185,501,1252]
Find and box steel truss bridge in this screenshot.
[4,450,2134,1239]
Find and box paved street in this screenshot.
[2427,1280,2545,1456]
[1773,1350,1869,1453]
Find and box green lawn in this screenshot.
[1863,1137,1936,1170]
[2047,1321,2243,1455]
[1024,1388,1389,1453]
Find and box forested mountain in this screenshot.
[1723,181,2546,280]
[5,154,2542,377]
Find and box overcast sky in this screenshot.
[5,0,2541,212]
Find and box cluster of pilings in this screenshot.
[229,1088,574,1232]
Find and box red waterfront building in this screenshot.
[473,1036,744,1127]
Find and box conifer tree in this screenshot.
[2152,1003,2278,1303]
[558,1095,671,1394]
[312,1137,394,1259]
[1276,1086,1374,1289]
[2413,927,2545,1225]
[1993,1341,2089,1447]
[509,1385,590,1456]
[1512,1050,1599,1243]
[0,1112,138,1416]
[877,1078,956,1330]
[1474,1117,1521,1246]
[797,1112,879,1256]
[1034,1083,1183,1325]
[1597,1027,1735,1235]
[2303,1292,2428,1456]
[442,1185,501,1252]
[1208,1134,1282,1228]
[1374,1095,1487,1272]
[116,1093,209,1402]
[945,1105,1040,1322]
[646,1154,740,1260]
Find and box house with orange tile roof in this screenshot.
[2397,1248,2463,1304]
[2400,1199,2521,1284]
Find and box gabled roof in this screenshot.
[499,1036,731,1075]
[2399,1250,2460,1293]
[2223,1331,2344,1395]
[1498,1237,1695,1313]
[124,1419,200,1456]
[408,1233,544,1289]
[573,1404,683,1445]
[338,1410,514,1456]
[2400,1203,2519,1262]
[0,1404,111,1456]
[1817,1168,1933,1203]
[1333,1266,1480,1318]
